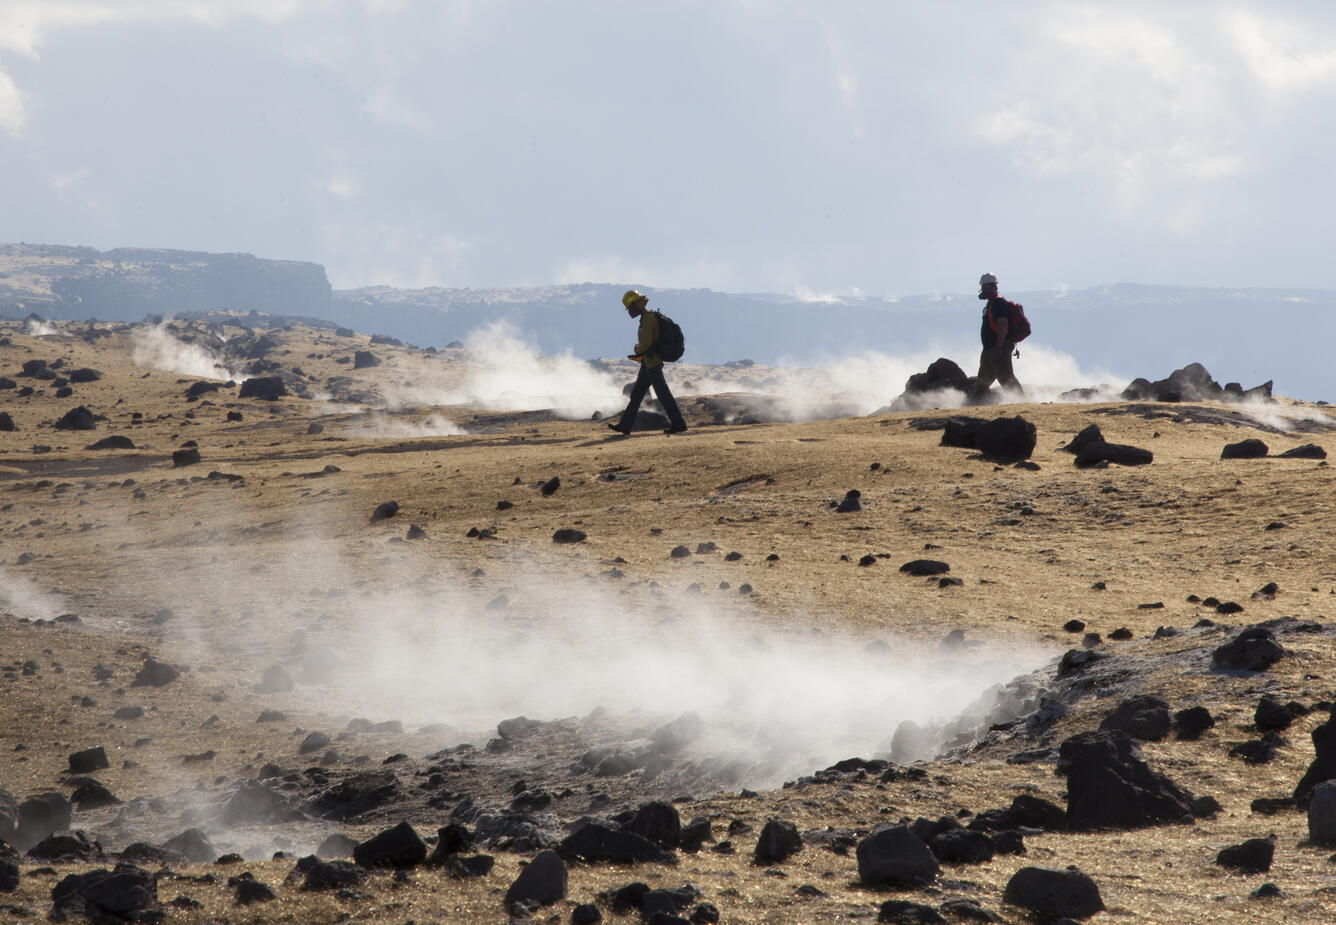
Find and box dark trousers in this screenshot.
[971,345,1022,401]
[618,362,686,430]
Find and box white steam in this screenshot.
[342,411,464,438]
[383,321,623,418]
[24,318,58,337]
[131,321,242,381]
[1235,397,1336,433]
[0,565,68,619]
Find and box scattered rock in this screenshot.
[1174,706,1215,740]
[1276,443,1327,459]
[86,435,135,450]
[1221,438,1268,459]
[239,376,287,400]
[354,821,427,868]
[353,350,380,369]
[131,658,180,687]
[541,476,561,496]
[835,490,863,513]
[1212,626,1285,672]
[51,865,158,920]
[54,406,97,431]
[940,416,1037,461]
[1216,838,1274,873]
[162,828,216,863]
[753,819,802,864]
[878,899,946,924]
[1059,731,1196,830]
[1098,695,1171,741]
[1002,865,1104,921]
[855,824,939,888]
[370,500,400,523]
[504,849,567,911]
[1075,440,1153,467]
[172,446,202,466]
[899,559,950,576]
[68,746,110,774]
[553,528,587,544]
[557,823,673,864]
[299,856,368,890]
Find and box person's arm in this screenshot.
[634,313,659,360]
[994,313,1009,348]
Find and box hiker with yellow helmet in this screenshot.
[608,289,688,435]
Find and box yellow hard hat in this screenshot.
[622,289,647,308]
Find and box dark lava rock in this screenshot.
[1212,626,1285,672]
[131,658,180,687]
[941,416,1037,461]
[1074,440,1153,467]
[300,731,332,754]
[679,817,712,853]
[541,476,561,496]
[317,833,359,859]
[299,856,368,890]
[68,745,110,774]
[428,823,474,861]
[54,406,97,431]
[968,794,1066,834]
[1002,865,1104,921]
[1057,648,1107,677]
[669,545,691,558]
[28,831,100,862]
[1276,443,1327,459]
[52,865,157,920]
[0,859,16,893]
[855,824,939,887]
[572,902,603,924]
[929,828,994,864]
[899,559,950,576]
[1216,838,1274,873]
[1222,438,1269,459]
[259,664,295,693]
[220,781,291,825]
[878,900,946,924]
[1295,711,1336,802]
[172,446,202,466]
[234,875,278,905]
[354,821,427,868]
[353,350,380,369]
[406,523,426,539]
[835,490,863,513]
[16,792,71,849]
[505,849,567,910]
[67,368,101,383]
[1063,619,1086,633]
[1252,581,1280,600]
[239,376,287,400]
[1061,424,1104,454]
[185,380,223,400]
[1174,706,1215,740]
[163,828,216,863]
[558,823,673,864]
[369,500,400,523]
[0,412,12,432]
[1098,694,1171,741]
[1059,731,1195,830]
[442,854,494,878]
[87,435,135,450]
[1255,695,1297,732]
[70,779,120,810]
[553,528,587,544]
[753,818,802,864]
[626,801,682,849]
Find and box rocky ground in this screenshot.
[1,316,1335,923]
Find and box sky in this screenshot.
[2,1,1336,296]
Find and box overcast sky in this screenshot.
[2,1,1334,295]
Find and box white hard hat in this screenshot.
[979,273,998,287]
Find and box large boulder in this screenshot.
[1098,695,1171,741]
[353,822,427,868]
[557,823,672,864]
[504,849,567,911]
[753,818,803,864]
[1122,363,1222,402]
[890,358,971,410]
[51,866,158,920]
[1295,709,1336,802]
[16,792,72,850]
[1212,626,1285,672]
[239,376,287,400]
[53,406,97,431]
[1075,440,1153,467]
[855,825,939,888]
[940,416,1036,461]
[1059,731,1196,830]
[1003,865,1104,921]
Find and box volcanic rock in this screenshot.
[67,368,101,383]
[299,856,368,890]
[317,833,358,858]
[172,446,202,466]
[68,745,110,774]
[1173,706,1215,740]
[835,490,863,513]
[940,416,1037,461]
[1216,838,1274,873]
[0,789,17,844]
[930,828,994,864]
[899,559,950,576]
[891,358,971,410]
[626,801,682,849]
[1296,711,1336,802]
[221,781,291,825]
[162,827,216,863]
[1061,424,1104,454]
[28,831,100,862]
[1002,865,1104,921]
[553,528,587,543]
[558,822,672,864]
[51,865,158,920]
[0,412,12,432]
[185,380,222,400]
[1098,695,1171,741]
[259,664,295,693]
[1255,695,1297,732]
[541,476,561,495]
[239,376,286,400]
[1075,440,1153,467]
[352,350,380,369]
[0,859,15,893]
[309,771,400,820]
[369,500,399,523]
[1059,731,1196,830]
[15,792,71,850]
[1276,443,1327,459]
[87,435,135,450]
[505,849,567,910]
[1222,439,1268,460]
[54,406,97,430]
[968,794,1066,833]
[354,821,427,868]
[753,818,802,864]
[131,658,179,687]
[233,874,277,905]
[1212,626,1284,672]
[855,824,939,887]
[877,899,946,923]
[300,731,332,754]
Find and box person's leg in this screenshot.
[648,366,687,431]
[997,350,1023,395]
[615,365,653,430]
[970,349,998,403]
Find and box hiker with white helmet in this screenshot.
[608,289,688,435]
[970,272,1029,403]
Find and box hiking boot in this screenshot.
[663,424,688,435]
[607,422,631,435]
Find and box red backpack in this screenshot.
[988,299,1032,342]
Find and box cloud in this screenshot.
[49,166,89,192]
[359,88,433,132]
[320,220,469,289]
[1225,10,1336,94]
[0,67,25,136]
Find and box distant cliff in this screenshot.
[0,243,332,321]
